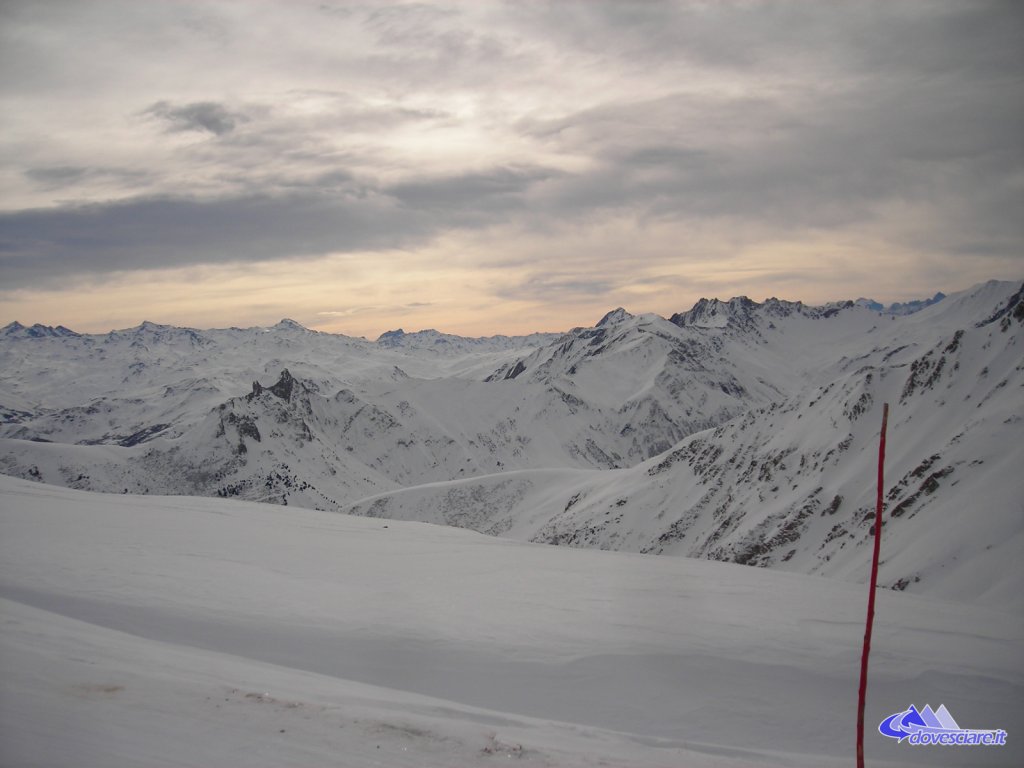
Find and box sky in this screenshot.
[1,0,1021,338]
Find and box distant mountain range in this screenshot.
[2,281,1021,606]
[854,292,947,315]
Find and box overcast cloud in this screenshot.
[144,100,251,136]
[0,0,1020,335]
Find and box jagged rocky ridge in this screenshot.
[1,281,1021,604]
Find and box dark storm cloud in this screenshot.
[144,101,250,136]
[0,164,559,288]
[0,191,430,287]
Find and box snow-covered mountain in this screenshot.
[349,281,1023,606]
[1,280,1021,605]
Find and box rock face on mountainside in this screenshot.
[1,282,1021,603]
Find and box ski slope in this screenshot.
[1,476,1020,766]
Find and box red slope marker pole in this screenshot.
[857,402,889,768]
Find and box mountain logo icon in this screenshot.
[879,704,1007,746]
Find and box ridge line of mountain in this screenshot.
[1,287,958,341]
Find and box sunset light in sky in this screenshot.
[1,1,1021,337]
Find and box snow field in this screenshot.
[2,476,1021,766]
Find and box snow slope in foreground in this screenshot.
[1,476,1021,767]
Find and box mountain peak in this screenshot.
[670,296,758,329]
[273,318,306,331]
[137,320,170,332]
[596,308,632,327]
[2,320,80,338]
[377,329,406,346]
